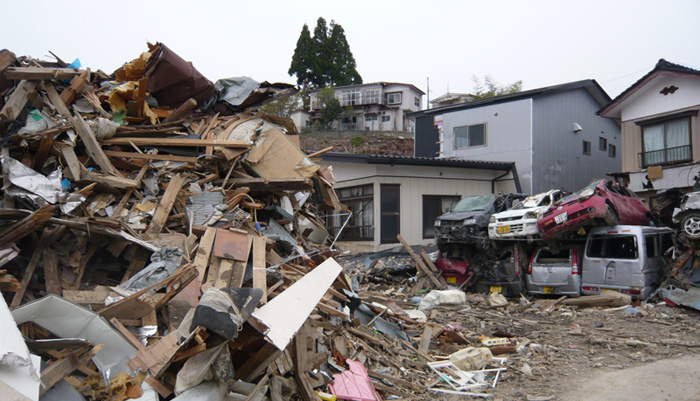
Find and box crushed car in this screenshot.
[672,190,700,238]
[435,193,525,251]
[471,244,526,297]
[537,178,649,243]
[488,189,567,241]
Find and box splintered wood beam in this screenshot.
[0,80,38,119]
[163,98,197,123]
[100,137,249,148]
[397,234,443,288]
[71,110,121,176]
[252,236,267,303]
[11,228,53,309]
[103,150,198,164]
[60,70,89,105]
[42,248,62,296]
[193,227,216,283]
[0,205,54,246]
[147,174,185,234]
[4,66,84,80]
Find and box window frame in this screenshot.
[327,184,374,241]
[454,123,487,149]
[599,137,608,151]
[608,144,617,158]
[583,140,591,155]
[385,92,402,105]
[639,115,692,168]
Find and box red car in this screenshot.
[537,178,649,242]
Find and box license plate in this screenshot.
[554,211,568,224]
[603,288,619,294]
[490,286,502,293]
[497,226,511,234]
[544,286,554,294]
[446,277,457,284]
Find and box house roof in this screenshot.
[319,152,515,171]
[409,79,610,117]
[308,81,425,95]
[598,59,700,119]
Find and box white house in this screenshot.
[599,59,700,199]
[318,153,520,252]
[307,82,424,133]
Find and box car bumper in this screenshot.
[539,201,606,241]
[474,279,523,298]
[581,285,652,300]
[489,220,539,238]
[526,275,581,297]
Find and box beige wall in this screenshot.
[621,106,700,172]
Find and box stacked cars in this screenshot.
[434,178,675,300]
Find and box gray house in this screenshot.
[413,80,622,194]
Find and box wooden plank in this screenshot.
[59,145,82,180]
[0,205,54,246]
[193,227,216,283]
[103,150,198,163]
[81,170,140,188]
[417,325,433,362]
[421,249,446,286]
[121,246,151,283]
[213,229,251,261]
[397,235,443,288]
[147,174,185,234]
[42,82,71,117]
[100,137,249,148]
[235,342,281,382]
[0,80,37,119]
[109,317,146,351]
[230,261,247,288]
[291,321,317,401]
[163,98,197,123]
[11,228,52,308]
[60,70,89,105]
[252,236,267,303]
[205,256,222,288]
[32,130,55,171]
[4,66,83,80]
[136,77,148,117]
[40,344,103,395]
[42,248,62,296]
[226,177,313,191]
[125,331,179,377]
[215,258,234,289]
[71,111,120,176]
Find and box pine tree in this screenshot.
[288,24,315,89]
[288,17,362,89]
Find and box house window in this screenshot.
[326,185,374,241]
[385,92,402,105]
[454,123,486,148]
[415,97,420,107]
[641,116,691,167]
[423,195,460,238]
[364,90,379,104]
[583,140,591,155]
[342,89,361,106]
[599,137,607,151]
[365,114,377,122]
[608,144,616,158]
[381,115,391,123]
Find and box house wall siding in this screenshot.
[320,160,516,252]
[620,76,700,122]
[532,88,622,193]
[441,99,533,193]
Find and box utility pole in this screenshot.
[426,77,430,110]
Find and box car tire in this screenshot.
[680,212,700,238]
[604,205,619,226]
[476,230,491,252]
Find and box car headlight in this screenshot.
[434,220,441,227]
[524,211,537,219]
[489,216,496,223]
[463,218,476,225]
[579,187,595,200]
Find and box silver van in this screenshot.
[526,246,583,297]
[581,225,673,299]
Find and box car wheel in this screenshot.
[476,231,491,252]
[603,205,619,226]
[680,212,700,238]
[659,277,689,291]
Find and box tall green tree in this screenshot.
[317,87,342,128]
[289,17,362,89]
[288,24,315,89]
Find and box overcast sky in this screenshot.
[3,0,699,105]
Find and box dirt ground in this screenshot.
[427,295,700,400]
[338,251,700,401]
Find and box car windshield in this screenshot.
[451,195,495,212]
[559,180,600,203]
[512,193,546,209]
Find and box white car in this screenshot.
[488,189,566,240]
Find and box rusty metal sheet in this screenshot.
[213,229,251,261]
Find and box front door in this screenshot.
[380,185,400,244]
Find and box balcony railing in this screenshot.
[640,145,692,167]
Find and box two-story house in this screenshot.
[305,82,424,133]
[598,59,700,200]
[412,80,622,195]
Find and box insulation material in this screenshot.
[0,295,41,401]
